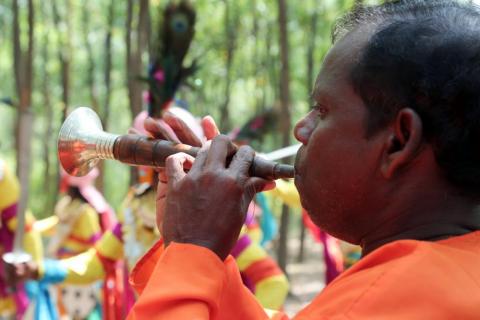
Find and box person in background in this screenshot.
[33,167,115,320]
[0,158,43,320]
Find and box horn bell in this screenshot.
[58,107,116,177]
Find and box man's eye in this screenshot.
[311,105,328,116]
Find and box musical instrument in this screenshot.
[58,107,295,180]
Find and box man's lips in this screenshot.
[294,145,305,171]
[293,153,305,184]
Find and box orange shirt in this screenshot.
[128,231,480,319]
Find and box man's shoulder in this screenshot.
[298,233,480,319]
[337,232,480,291]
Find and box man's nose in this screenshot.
[294,115,313,145]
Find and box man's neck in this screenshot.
[359,188,480,256]
[361,222,479,256]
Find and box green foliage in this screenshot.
[1,0,369,217]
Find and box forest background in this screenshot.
[0,0,386,269]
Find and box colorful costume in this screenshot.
[0,159,43,319]
[36,180,288,314]
[232,230,288,310]
[256,193,278,247]
[35,168,114,320]
[128,231,480,319]
[243,194,278,248]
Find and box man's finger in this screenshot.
[163,112,203,147]
[144,117,181,143]
[156,182,168,233]
[205,135,237,170]
[228,145,255,178]
[156,182,168,200]
[201,116,220,141]
[189,145,209,176]
[165,153,194,186]
[157,168,168,184]
[128,128,143,136]
[158,160,191,184]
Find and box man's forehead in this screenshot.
[313,25,376,99]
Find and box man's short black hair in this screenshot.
[336,0,480,193]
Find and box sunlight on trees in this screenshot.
[0,0,360,216]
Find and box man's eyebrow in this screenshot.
[311,89,327,102]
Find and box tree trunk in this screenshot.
[97,0,115,194]
[276,0,292,275]
[298,4,319,263]
[104,0,115,131]
[12,0,35,247]
[219,0,237,132]
[297,216,307,263]
[82,3,100,114]
[82,3,104,192]
[52,0,72,122]
[251,0,264,112]
[266,22,278,106]
[146,1,152,59]
[126,0,149,122]
[126,0,149,185]
[40,1,57,215]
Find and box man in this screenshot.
[128,0,480,319]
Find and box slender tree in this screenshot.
[52,0,72,121]
[96,0,116,193]
[82,2,100,114]
[12,0,35,221]
[126,0,149,119]
[103,0,115,131]
[266,20,278,107]
[219,0,238,132]
[82,2,106,192]
[277,0,292,274]
[40,0,57,214]
[126,0,149,184]
[251,0,266,113]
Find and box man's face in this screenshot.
[294,31,387,243]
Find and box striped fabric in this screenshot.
[243,258,283,285]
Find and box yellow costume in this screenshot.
[34,167,107,320]
[0,160,43,319]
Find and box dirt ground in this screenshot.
[282,233,326,317]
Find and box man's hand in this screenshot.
[140,111,220,233]
[162,135,274,260]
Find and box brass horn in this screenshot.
[58,107,295,180]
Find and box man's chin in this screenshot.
[298,194,313,216]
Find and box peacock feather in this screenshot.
[147,0,196,118]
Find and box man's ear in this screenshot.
[381,108,423,179]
